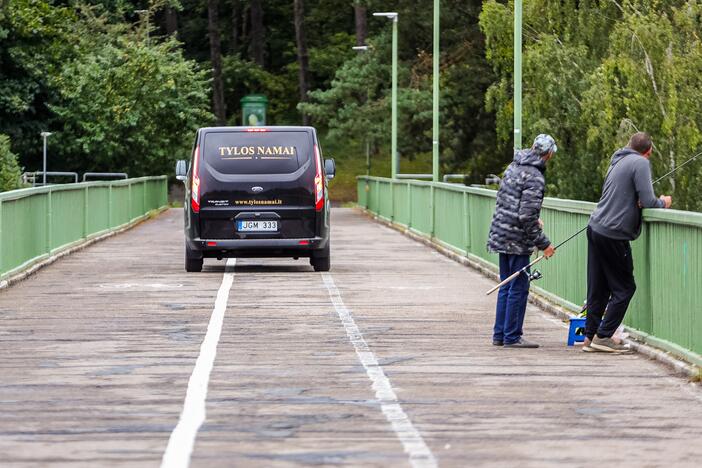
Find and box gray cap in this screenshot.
[532,134,557,155]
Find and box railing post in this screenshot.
[0,200,3,273]
[83,186,89,238]
[108,184,113,228]
[407,182,412,229]
[142,180,147,214]
[390,180,395,221]
[375,179,380,214]
[46,188,53,253]
[642,223,653,333]
[430,185,435,237]
[463,191,470,254]
[128,182,133,221]
[364,180,370,209]
[163,178,168,207]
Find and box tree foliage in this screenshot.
[480,0,702,210]
[3,0,702,208]
[50,10,211,177]
[0,134,23,192]
[1,1,211,177]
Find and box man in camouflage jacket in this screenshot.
[487,134,557,348]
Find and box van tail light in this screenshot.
[191,146,201,213]
[313,145,324,211]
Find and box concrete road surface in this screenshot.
[1,208,700,467]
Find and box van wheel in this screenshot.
[310,243,330,272]
[185,243,203,272]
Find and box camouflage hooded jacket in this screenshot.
[486,148,551,255]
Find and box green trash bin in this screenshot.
[241,94,268,126]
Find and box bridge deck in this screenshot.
[1,208,700,467]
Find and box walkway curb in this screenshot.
[0,207,169,292]
[358,207,701,381]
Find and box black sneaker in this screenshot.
[492,340,503,346]
[503,338,539,349]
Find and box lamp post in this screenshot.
[373,12,398,179]
[353,45,372,176]
[432,0,440,182]
[40,131,52,186]
[514,0,522,149]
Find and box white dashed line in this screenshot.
[322,273,437,468]
[161,258,236,468]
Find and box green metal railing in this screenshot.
[0,176,168,281]
[358,176,702,364]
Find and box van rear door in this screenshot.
[197,129,317,240]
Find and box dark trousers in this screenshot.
[493,253,531,344]
[585,226,637,339]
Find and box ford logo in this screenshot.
[251,186,264,193]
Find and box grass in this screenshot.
[322,136,435,202]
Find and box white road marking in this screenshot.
[322,273,438,468]
[98,283,184,289]
[161,258,236,468]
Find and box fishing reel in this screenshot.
[527,269,543,282]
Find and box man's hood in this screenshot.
[514,148,546,170]
[611,147,640,165]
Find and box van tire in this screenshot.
[311,243,330,272]
[185,243,203,272]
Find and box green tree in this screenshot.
[0,0,79,171]
[49,9,212,177]
[581,2,702,210]
[479,0,702,210]
[0,134,23,192]
[300,33,432,161]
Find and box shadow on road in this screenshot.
[233,263,313,274]
[196,262,314,274]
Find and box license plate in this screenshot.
[237,220,278,232]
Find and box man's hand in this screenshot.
[542,244,556,258]
[659,195,672,208]
[538,218,544,229]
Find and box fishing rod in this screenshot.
[485,225,590,295]
[485,149,702,296]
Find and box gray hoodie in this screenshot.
[589,148,664,240]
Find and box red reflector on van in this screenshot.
[298,240,310,245]
[207,242,217,246]
[246,128,268,132]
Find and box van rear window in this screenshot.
[203,131,311,175]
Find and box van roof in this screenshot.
[199,126,316,133]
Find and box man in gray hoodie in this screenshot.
[586,132,672,353]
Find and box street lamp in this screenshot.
[373,12,398,179]
[432,0,440,182]
[40,131,52,186]
[514,1,522,149]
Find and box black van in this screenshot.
[175,126,335,272]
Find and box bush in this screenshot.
[0,134,23,192]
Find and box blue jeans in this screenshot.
[493,253,531,345]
